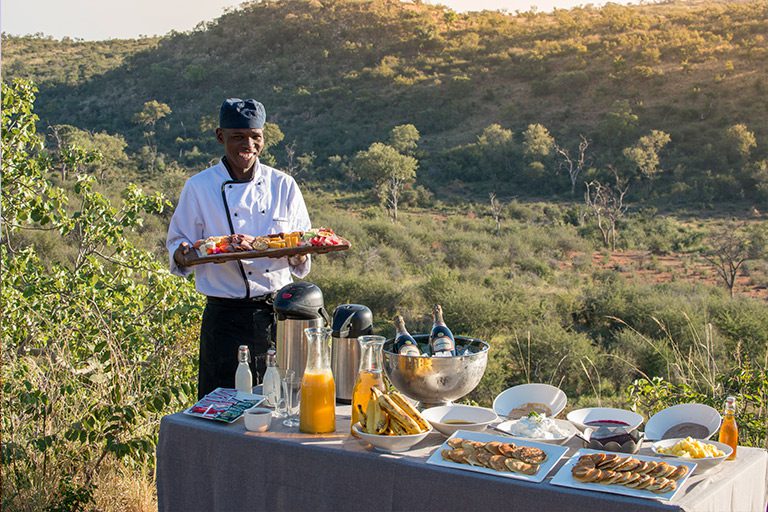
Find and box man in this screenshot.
[167,98,311,398]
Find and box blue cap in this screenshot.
[219,98,266,129]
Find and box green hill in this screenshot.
[3,0,768,203]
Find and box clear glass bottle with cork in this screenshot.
[235,345,253,393]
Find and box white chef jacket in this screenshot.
[166,159,311,298]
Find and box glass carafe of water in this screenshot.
[299,327,336,433]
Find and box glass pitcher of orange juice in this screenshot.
[300,327,336,434]
[351,335,387,433]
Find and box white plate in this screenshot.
[493,384,568,419]
[495,418,579,445]
[651,438,732,473]
[421,405,498,436]
[566,407,644,432]
[352,423,433,453]
[550,448,697,501]
[644,404,721,441]
[425,429,569,483]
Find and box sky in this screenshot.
[1,0,636,41]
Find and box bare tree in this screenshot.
[584,167,630,250]
[489,192,503,235]
[554,134,590,196]
[702,224,764,298]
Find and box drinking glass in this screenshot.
[282,370,301,428]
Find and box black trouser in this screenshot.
[198,296,275,399]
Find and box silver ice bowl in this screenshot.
[383,335,489,408]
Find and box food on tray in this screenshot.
[193,227,347,255]
[656,437,726,459]
[356,388,430,436]
[508,402,552,418]
[194,233,271,254]
[571,453,689,494]
[503,412,570,440]
[441,437,547,475]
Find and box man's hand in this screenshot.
[174,242,192,267]
[288,254,307,266]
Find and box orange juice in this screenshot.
[351,370,386,432]
[299,371,336,433]
[718,396,738,460]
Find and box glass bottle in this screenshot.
[393,316,421,356]
[262,347,281,407]
[235,345,253,393]
[351,335,387,432]
[429,304,455,357]
[299,327,336,434]
[718,396,738,460]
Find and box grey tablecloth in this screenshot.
[157,406,768,512]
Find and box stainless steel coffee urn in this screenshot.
[273,282,330,382]
[331,304,373,403]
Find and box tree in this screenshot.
[702,223,767,298]
[522,123,554,158]
[489,192,503,235]
[132,100,171,173]
[352,142,418,222]
[260,122,285,166]
[554,135,591,196]
[725,123,757,163]
[477,123,513,147]
[584,167,630,250]
[622,130,671,179]
[388,124,420,155]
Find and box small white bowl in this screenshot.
[352,423,432,452]
[651,438,732,473]
[644,404,721,441]
[566,407,644,432]
[243,407,273,432]
[493,384,568,419]
[495,417,579,445]
[421,405,498,436]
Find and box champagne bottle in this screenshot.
[235,345,253,393]
[393,315,421,356]
[429,304,455,357]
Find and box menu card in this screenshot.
[183,387,265,423]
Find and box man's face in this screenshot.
[216,127,265,172]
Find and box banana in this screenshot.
[356,403,367,431]
[389,391,431,432]
[365,396,379,435]
[378,392,423,434]
[365,390,390,435]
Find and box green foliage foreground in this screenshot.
[2,80,201,510]
[2,80,767,510]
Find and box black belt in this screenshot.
[206,294,273,309]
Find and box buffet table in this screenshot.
[156,406,768,512]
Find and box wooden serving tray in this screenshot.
[182,240,350,267]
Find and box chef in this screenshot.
[166,98,311,398]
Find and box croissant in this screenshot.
[572,454,683,495]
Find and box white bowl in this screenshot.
[495,417,579,445]
[566,407,644,432]
[243,407,272,432]
[352,423,432,452]
[651,438,732,473]
[421,405,498,436]
[644,404,721,441]
[493,384,568,419]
